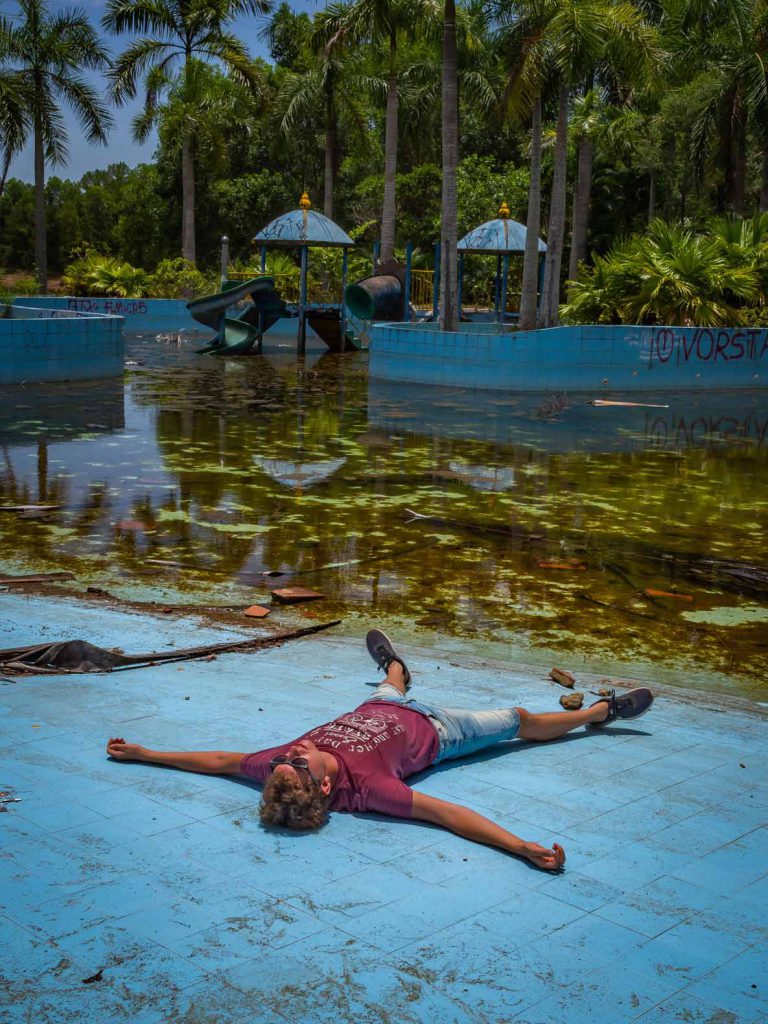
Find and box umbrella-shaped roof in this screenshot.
[254,193,354,248]
[458,201,546,255]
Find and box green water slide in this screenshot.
[187,277,286,354]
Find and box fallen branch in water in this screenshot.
[577,591,661,622]
[404,508,543,541]
[0,571,75,586]
[257,537,441,579]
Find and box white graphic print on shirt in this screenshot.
[307,709,405,754]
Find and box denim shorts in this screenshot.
[363,683,520,764]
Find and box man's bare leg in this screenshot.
[516,703,609,742]
[385,660,407,696]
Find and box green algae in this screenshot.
[1,342,767,699]
[682,605,768,626]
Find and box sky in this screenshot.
[6,0,320,183]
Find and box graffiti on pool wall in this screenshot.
[66,298,148,316]
[645,412,768,447]
[646,327,768,368]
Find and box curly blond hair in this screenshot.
[259,771,330,831]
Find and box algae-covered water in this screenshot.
[1,334,767,700]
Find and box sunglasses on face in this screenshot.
[269,755,322,787]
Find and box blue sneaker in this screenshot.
[365,629,412,691]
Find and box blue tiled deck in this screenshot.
[1,594,766,1023]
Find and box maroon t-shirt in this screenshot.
[240,701,439,818]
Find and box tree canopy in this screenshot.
[3,0,768,324]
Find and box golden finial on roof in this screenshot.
[299,191,312,210]
[498,200,511,219]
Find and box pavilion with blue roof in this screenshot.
[253,193,355,352]
[458,201,547,323]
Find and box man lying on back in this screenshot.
[107,629,653,871]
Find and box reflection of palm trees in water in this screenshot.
[1,438,70,509]
[124,354,369,584]
[0,441,114,569]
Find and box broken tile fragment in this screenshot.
[549,667,575,688]
[271,587,325,604]
[244,605,270,618]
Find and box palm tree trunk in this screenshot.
[33,110,47,294]
[648,171,656,223]
[380,34,399,264]
[540,82,569,328]
[181,134,196,264]
[439,0,458,332]
[730,110,746,216]
[760,142,768,213]
[324,84,335,220]
[0,148,11,200]
[519,93,542,331]
[567,134,593,286]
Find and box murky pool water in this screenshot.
[1,333,767,699]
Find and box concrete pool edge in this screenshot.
[11,295,215,338]
[370,321,768,390]
[2,303,124,384]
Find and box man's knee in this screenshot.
[515,707,531,733]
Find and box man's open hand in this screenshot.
[106,737,144,761]
[523,841,565,871]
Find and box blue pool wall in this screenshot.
[1,303,124,384]
[370,321,768,390]
[12,295,215,337]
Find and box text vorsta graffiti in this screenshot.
[647,327,768,367]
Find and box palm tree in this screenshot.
[439,0,458,330]
[322,0,440,263]
[0,11,30,199]
[518,93,542,330]
[686,0,768,215]
[133,59,259,232]
[497,0,550,329]
[104,0,272,265]
[501,0,657,327]
[1,0,112,291]
[275,12,369,221]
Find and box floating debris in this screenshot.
[549,667,575,688]
[538,561,587,571]
[0,504,64,515]
[587,399,670,408]
[644,588,694,601]
[115,519,148,532]
[559,692,584,710]
[272,587,325,604]
[0,572,75,587]
[244,605,270,618]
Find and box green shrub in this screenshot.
[740,306,768,327]
[148,258,208,298]
[12,275,40,297]
[62,249,149,297]
[561,218,763,327]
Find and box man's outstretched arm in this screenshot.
[106,738,246,776]
[411,791,565,871]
